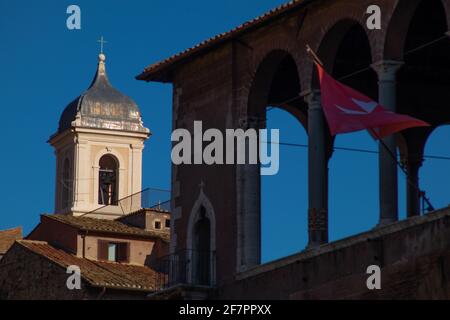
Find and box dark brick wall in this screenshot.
[214,208,450,299]
[172,43,238,283]
[291,250,450,299]
[0,243,90,299]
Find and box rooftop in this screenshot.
[0,227,22,255]
[17,240,159,292]
[43,214,169,242]
[136,0,312,82]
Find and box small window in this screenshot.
[108,243,117,261]
[165,219,171,228]
[154,221,161,229]
[98,240,129,263]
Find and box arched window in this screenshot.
[62,158,71,208]
[192,207,211,285]
[98,155,118,205]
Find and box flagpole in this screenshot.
[305,45,435,215]
[306,44,324,67]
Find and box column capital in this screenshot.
[371,60,404,81]
[130,143,144,151]
[305,89,321,110]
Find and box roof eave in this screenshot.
[136,69,172,83]
[90,283,155,293]
[42,214,169,242]
[79,228,170,242]
[136,0,315,83]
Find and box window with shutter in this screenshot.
[117,242,130,263]
[98,240,108,261]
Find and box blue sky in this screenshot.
[0,0,449,263]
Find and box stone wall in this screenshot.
[215,207,450,299]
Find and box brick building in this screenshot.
[137,0,450,299]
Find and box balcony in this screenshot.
[149,249,216,299]
[87,187,171,217]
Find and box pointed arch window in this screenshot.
[192,207,211,285]
[98,155,118,205]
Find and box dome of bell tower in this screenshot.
[58,54,149,134]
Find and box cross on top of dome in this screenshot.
[56,43,149,135]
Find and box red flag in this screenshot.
[315,63,430,139]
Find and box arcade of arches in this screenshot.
[139,0,450,284]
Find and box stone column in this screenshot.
[306,90,328,247]
[236,117,262,271]
[404,155,423,217]
[371,60,403,226]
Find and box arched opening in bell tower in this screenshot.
[98,155,119,206]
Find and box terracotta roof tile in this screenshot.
[0,227,22,254]
[43,214,169,242]
[17,240,160,292]
[137,0,311,82]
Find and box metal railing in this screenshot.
[150,199,171,212]
[152,249,216,291]
[85,187,171,217]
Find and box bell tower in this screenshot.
[49,53,150,219]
